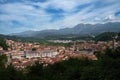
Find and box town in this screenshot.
[0,38,120,70]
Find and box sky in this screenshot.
[0,0,120,34]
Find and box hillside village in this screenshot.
[0,38,120,69]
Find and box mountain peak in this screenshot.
[10,22,120,38]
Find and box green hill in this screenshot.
[95,32,120,41]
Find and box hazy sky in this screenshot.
[0,0,120,34]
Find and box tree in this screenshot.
[32,48,37,51]
[0,54,7,68]
[0,37,8,50]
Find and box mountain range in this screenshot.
[11,22,120,39]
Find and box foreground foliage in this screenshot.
[0,37,8,50]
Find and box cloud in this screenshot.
[0,2,52,33]
[0,0,120,34]
[27,0,98,12]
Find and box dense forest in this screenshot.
[0,47,120,80]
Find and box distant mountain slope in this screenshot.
[11,30,39,37]
[11,22,120,38]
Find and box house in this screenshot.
[0,46,3,50]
